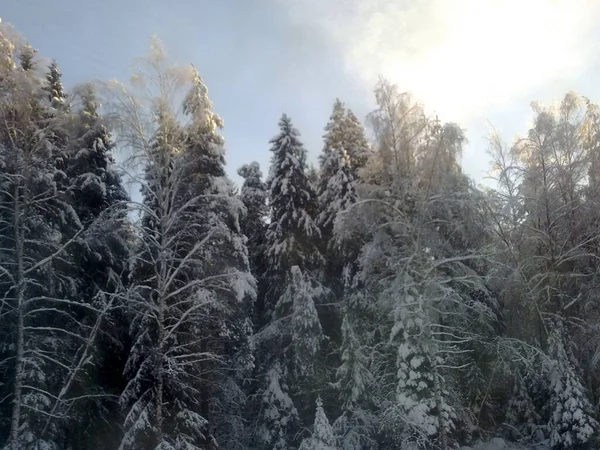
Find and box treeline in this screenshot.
[0,22,599,450]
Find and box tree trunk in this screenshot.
[9,183,25,450]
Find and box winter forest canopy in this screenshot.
[1,19,600,450]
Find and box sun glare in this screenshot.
[283,0,600,123]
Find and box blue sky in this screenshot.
[3,0,600,191]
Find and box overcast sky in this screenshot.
[3,0,600,191]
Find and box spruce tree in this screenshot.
[237,161,268,274]
[288,266,324,379]
[63,83,131,449]
[343,109,370,175]
[0,31,113,449]
[254,115,325,449]
[318,99,347,201]
[45,60,67,110]
[316,100,367,304]
[180,68,255,449]
[256,362,300,450]
[264,113,322,309]
[18,43,36,71]
[546,321,597,449]
[120,59,254,449]
[331,313,376,450]
[318,148,357,247]
[299,397,338,450]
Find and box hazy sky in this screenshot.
[3,0,600,190]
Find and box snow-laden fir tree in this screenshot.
[0,29,117,449]
[545,321,597,449]
[180,67,256,450]
[505,369,544,441]
[382,277,456,450]
[318,148,357,242]
[254,265,326,449]
[317,99,367,239]
[343,109,370,175]
[62,83,132,449]
[67,83,131,303]
[42,60,70,174]
[238,161,268,324]
[316,100,369,306]
[318,99,347,199]
[18,42,36,71]
[307,163,320,193]
[257,362,300,450]
[237,161,268,274]
[265,114,322,277]
[116,41,254,450]
[44,60,67,110]
[258,119,325,436]
[288,266,324,379]
[331,313,377,450]
[299,397,338,450]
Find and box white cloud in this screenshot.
[279,0,600,123]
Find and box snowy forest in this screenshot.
[0,20,599,450]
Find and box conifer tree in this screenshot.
[45,60,67,110]
[115,43,254,449]
[180,67,256,449]
[331,313,376,450]
[256,362,300,450]
[546,321,597,449]
[0,28,117,449]
[288,266,324,379]
[318,148,357,246]
[264,114,322,311]
[62,83,131,449]
[318,99,347,198]
[238,161,268,274]
[316,100,367,305]
[344,109,370,175]
[18,43,36,71]
[299,397,338,450]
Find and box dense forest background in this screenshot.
[0,21,599,450]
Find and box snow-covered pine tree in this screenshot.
[331,313,377,450]
[0,29,117,449]
[316,101,368,340]
[18,42,36,71]
[318,100,369,192]
[264,113,322,313]
[545,321,597,449]
[257,362,300,450]
[257,117,325,446]
[238,161,268,324]
[254,265,326,449]
[299,397,338,450]
[62,83,132,449]
[307,163,320,193]
[343,109,370,176]
[42,60,71,176]
[45,60,68,111]
[114,42,254,449]
[288,266,324,379]
[382,276,456,450]
[238,161,268,274]
[318,99,347,201]
[505,369,543,441]
[180,67,256,450]
[318,148,357,254]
